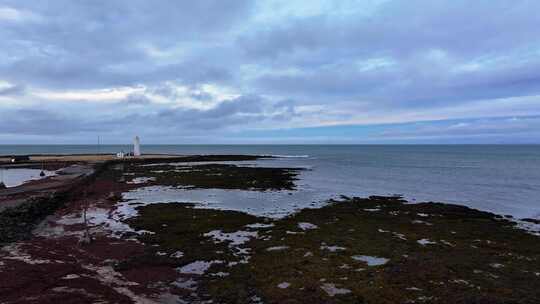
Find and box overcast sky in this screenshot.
[0,0,539,144]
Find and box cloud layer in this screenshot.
[0,0,539,143]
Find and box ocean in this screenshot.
[1,145,539,219]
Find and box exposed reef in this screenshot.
[122,196,540,303]
[1,155,539,303]
[123,162,301,191]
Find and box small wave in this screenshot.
[265,154,310,158]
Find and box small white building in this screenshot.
[133,136,141,157]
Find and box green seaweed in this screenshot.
[126,197,540,304]
[124,163,302,191]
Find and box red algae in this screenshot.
[1,156,539,303]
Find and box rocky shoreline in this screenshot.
[0,155,539,303]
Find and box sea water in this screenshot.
[1,145,539,219]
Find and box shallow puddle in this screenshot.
[0,168,56,187]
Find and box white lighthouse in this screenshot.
[133,136,141,157]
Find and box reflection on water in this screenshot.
[0,169,56,188]
[123,150,540,220]
[2,145,539,218]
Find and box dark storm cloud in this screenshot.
[0,94,293,136]
[240,0,540,107]
[255,58,540,107]
[1,0,540,143]
[3,0,539,102]
[109,94,295,135]
[241,1,539,60]
[0,109,100,135]
[152,95,289,130]
[0,0,250,89]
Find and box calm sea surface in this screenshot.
[1,145,539,219]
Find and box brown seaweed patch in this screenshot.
[124,163,303,191]
[122,196,540,303]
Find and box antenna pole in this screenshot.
[0,168,4,189]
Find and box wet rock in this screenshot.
[522,218,540,225]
